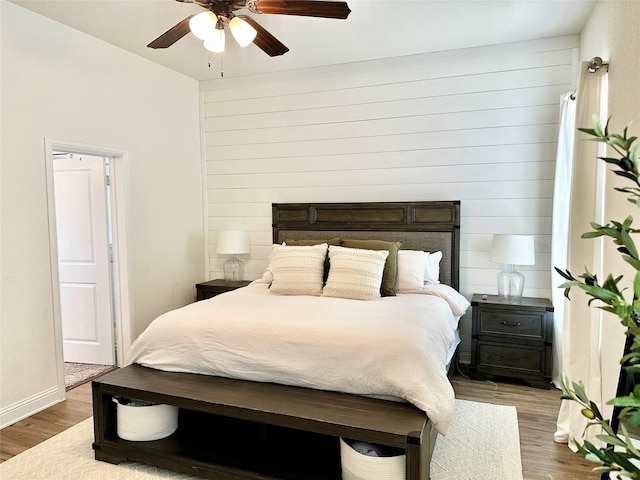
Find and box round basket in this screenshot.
[339,438,406,480]
[114,398,178,441]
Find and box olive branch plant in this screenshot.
[555,114,640,478]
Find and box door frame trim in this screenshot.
[44,138,132,395]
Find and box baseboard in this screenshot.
[0,385,64,429]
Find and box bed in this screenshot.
[92,200,465,480]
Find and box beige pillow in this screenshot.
[283,238,341,281]
[269,243,328,296]
[341,239,403,296]
[322,246,389,301]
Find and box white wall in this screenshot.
[578,1,640,408]
[200,35,580,359]
[0,1,204,426]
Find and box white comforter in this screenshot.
[127,282,466,434]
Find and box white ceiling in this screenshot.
[11,0,597,81]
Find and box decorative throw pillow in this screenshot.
[341,239,403,296]
[269,243,328,296]
[322,246,389,301]
[283,238,341,282]
[425,251,443,285]
[396,250,429,292]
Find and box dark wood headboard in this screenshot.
[272,201,461,290]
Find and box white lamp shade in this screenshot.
[189,12,218,40]
[217,231,250,255]
[489,234,535,265]
[229,17,257,47]
[203,27,225,53]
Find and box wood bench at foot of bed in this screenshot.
[92,364,435,480]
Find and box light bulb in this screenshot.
[229,17,257,48]
[189,12,217,40]
[203,27,225,53]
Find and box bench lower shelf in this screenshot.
[92,365,434,480]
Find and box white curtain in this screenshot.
[550,92,576,385]
[554,61,609,450]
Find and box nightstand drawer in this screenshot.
[477,342,545,373]
[477,310,545,339]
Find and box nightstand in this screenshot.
[195,279,252,301]
[470,294,554,389]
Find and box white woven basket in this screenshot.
[340,438,406,480]
[114,398,178,441]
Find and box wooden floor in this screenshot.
[0,371,597,479]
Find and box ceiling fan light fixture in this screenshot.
[189,11,218,40]
[203,24,225,53]
[229,16,257,48]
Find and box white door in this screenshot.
[54,155,114,365]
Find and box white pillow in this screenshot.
[269,243,328,296]
[425,251,443,285]
[396,250,428,292]
[322,246,389,301]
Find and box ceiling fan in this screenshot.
[148,0,351,57]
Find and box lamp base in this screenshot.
[223,255,244,282]
[497,265,525,299]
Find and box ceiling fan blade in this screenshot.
[237,15,289,56]
[250,0,351,19]
[148,15,195,49]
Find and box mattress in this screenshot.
[127,282,468,434]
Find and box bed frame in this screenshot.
[272,201,460,290]
[92,201,461,480]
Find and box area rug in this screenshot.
[0,399,522,479]
[64,363,115,389]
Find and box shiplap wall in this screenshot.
[200,35,579,358]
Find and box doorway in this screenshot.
[45,139,131,393]
[53,153,114,369]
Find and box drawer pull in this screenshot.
[501,321,522,327]
[500,355,520,361]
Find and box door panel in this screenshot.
[54,155,114,365]
[59,283,99,341]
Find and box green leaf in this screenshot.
[581,285,622,303]
[593,114,605,137]
[623,256,640,271]
[625,409,640,428]
[600,156,624,165]
[578,127,598,136]
[573,381,589,403]
[631,143,640,164]
[604,116,612,136]
[620,423,640,458]
[589,400,603,419]
[615,171,639,182]
[621,224,639,259]
[607,396,640,407]
[555,267,575,281]
[596,433,627,448]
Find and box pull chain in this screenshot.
[207,54,224,78]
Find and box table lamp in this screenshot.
[489,234,535,299]
[217,231,250,282]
